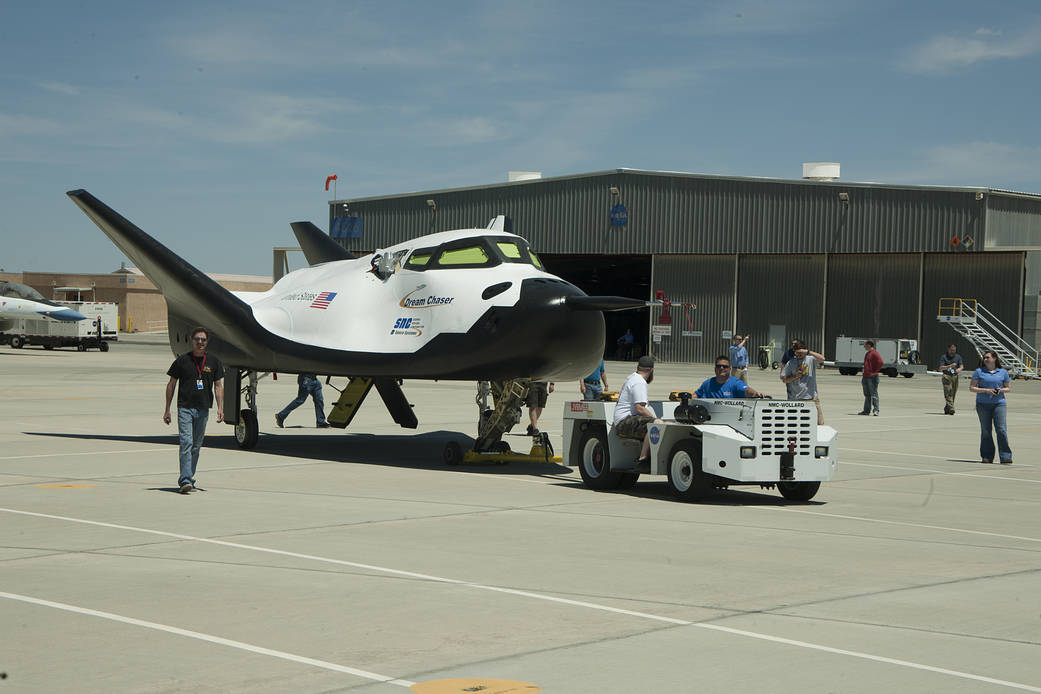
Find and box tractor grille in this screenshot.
[758,408,812,456]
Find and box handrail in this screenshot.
[938,297,1038,376]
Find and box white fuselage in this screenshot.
[238,229,548,353]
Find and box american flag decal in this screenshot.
[310,291,337,309]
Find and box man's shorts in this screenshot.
[614,414,656,440]
[525,381,549,408]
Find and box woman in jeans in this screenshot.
[969,350,1012,464]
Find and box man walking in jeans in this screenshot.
[163,327,224,493]
[859,340,883,416]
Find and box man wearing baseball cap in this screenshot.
[613,356,663,466]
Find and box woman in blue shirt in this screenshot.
[969,350,1012,464]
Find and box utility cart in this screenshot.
[562,396,837,501]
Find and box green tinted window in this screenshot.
[529,250,544,270]
[437,245,489,266]
[405,252,432,268]
[496,242,522,259]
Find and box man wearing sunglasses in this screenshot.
[695,356,768,399]
[163,327,224,493]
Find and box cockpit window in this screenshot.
[528,250,545,270]
[1,282,47,301]
[436,245,490,266]
[496,242,523,259]
[404,248,435,270]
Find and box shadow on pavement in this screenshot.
[24,430,573,476]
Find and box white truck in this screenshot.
[563,396,837,501]
[2,302,118,351]
[833,336,924,378]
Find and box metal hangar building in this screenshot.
[329,168,1041,365]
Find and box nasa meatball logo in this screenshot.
[649,425,660,445]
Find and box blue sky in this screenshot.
[2,0,1040,275]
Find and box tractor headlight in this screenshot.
[814,446,829,458]
[739,446,757,459]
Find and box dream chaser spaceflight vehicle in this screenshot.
[0,282,87,323]
[67,190,646,455]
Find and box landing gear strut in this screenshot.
[441,379,561,465]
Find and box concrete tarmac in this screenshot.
[1,336,1039,693]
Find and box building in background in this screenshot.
[0,267,272,333]
[328,168,1041,364]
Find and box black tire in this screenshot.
[234,410,259,450]
[884,367,898,378]
[577,428,622,490]
[758,350,769,370]
[10,336,23,349]
[777,480,821,502]
[43,343,54,350]
[901,372,913,378]
[99,341,109,352]
[77,343,86,352]
[616,472,640,489]
[667,439,711,501]
[908,350,920,364]
[771,361,780,370]
[443,441,463,465]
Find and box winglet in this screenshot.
[290,222,356,265]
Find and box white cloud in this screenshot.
[0,112,64,136]
[903,26,1041,74]
[40,81,81,96]
[880,141,1041,188]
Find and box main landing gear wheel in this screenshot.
[443,441,463,465]
[667,440,711,501]
[10,336,24,349]
[777,480,820,501]
[577,428,621,490]
[235,409,259,450]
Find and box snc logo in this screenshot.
[393,318,413,330]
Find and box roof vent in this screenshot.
[802,162,840,181]
[507,171,542,182]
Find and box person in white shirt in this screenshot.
[613,356,663,465]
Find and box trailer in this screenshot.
[1,302,117,351]
[833,337,925,378]
[562,396,837,501]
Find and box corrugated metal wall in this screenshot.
[986,195,1041,248]
[921,252,1024,366]
[825,254,921,355]
[649,255,736,363]
[736,254,827,359]
[334,170,989,255]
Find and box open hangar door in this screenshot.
[825,254,920,361]
[540,254,651,360]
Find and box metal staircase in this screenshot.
[937,298,1040,379]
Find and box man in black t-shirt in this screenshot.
[939,343,964,415]
[164,326,224,493]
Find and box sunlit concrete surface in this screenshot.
[1,334,1039,693]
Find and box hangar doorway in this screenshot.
[541,254,652,361]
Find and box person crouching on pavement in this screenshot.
[275,373,330,428]
[779,340,825,424]
[580,359,609,401]
[939,343,964,415]
[613,356,662,466]
[163,326,224,494]
[695,355,768,399]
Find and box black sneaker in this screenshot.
[275,413,285,428]
[317,422,330,428]
[179,482,192,494]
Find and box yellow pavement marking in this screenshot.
[411,679,540,693]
